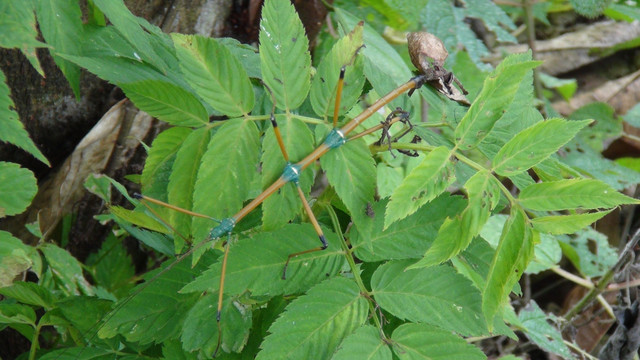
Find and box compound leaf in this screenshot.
[0,72,49,166]
[259,0,311,110]
[192,119,260,241]
[121,80,209,127]
[372,260,487,336]
[483,208,534,327]
[310,24,365,119]
[531,210,612,235]
[332,325,392,360]
[391,323,486,360]
[173,34,254,117]
[384,146,455,229]
[0,162,37,217]
[351,195,466,262]
[320,129,376,232]
[455,54,540,150]
[256,277,368,360]
[518,179,640,211]
[412,170,500,268]
[181,224,345,296]
[492,119,591,176]
[98,253,215,343]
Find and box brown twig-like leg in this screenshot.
[281,185,328,280]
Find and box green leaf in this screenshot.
[181,224,345,296]
[421,0,491,70]
[58,53,169,85]
[526,233,563,274]
[464,0,517,43]
[384,146,455,229]
[332,325,392,360]
[40,244,93,296]
[182,293,252,356]
[166,127,211,252]
[561,143,640,191]
[0,71,49,166]
[531,210,612,235]
[391,323,486,360]
[0,162,37,217]
[141,127,191,200]
[320,129,376,232]
[455,54,540,150]
[483,208,534,327]
[99,252,216,343]
[539,73,577,101]
[0,303,36,325]
[92,0,167,71]
[372,260,488,336]
[559,228,617,277]
[518,179,640,211]
[120,80,209,127]
[570,0,612,18]
[335,8,418,113]
[0,1,45,75]
[352,195,466,261]
[519,301,574,359]
[219,38,261,79]
[56,296,114,342]
[412,170,500,268]
[86,234,135,298]
[192,119,260,241]
[452,238,495,290]
[492,119,591,176]
[172,33,254,117]
[36,0,83,96]
[256,277,368,360]
[259,0,311,110]
[0,281,55,309]
[310,24,365,119]
[0,231,40,287]
[261,116,315,230]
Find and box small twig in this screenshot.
[563,227,640,326]
[522,0,545,111]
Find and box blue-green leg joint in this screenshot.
[282,162,302,185]
[323,128,346,149]
[209,217,236,239]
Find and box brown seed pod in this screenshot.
[407,32,449,74]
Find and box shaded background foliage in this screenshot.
[3,0,640,359]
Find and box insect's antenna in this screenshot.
[213,232,232,358]
[133,193,221,223]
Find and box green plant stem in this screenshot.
[563,227,640,325]
[291,114,326,125]
[370,142,518,204]
[522,0,545,105]
[324,204,385,337]
[28,323,41,360]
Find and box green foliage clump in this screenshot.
[1,1,640,360]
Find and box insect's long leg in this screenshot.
[348,109,410,142]
[282,184,328,279]
[213,232,232,358]
[332,66,346,128]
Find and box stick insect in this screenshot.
[54,9,468,360]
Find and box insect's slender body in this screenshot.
[117,30,464,358]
